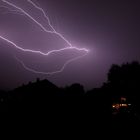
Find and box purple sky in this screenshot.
[0,0,140,90]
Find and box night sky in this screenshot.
[0,0,140,90]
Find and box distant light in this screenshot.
[112,105,115,108]
[121,104,128,107]
[112,104,120,109]
[112,103,130,109]
[121,97,127,102]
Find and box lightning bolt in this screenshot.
[0,6,24,15]
[1,0,72,47]
[15,53,88,75]
[0,0,89,75]
[0,36,89,56]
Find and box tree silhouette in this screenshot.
[108,61,140,90]
[65,83,85,96]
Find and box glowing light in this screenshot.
[0,0,89,75]
[112,105,115,108]
[121,97,127,102]
[112,103,129,109]
[0,36,89,56]
[121,104,128,107]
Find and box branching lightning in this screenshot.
[15,53,88,75]
[0,5,24,15]
[0,35,88,56]
[1,0,72,47]
[0,0,89,75]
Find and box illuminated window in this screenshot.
[121,104,128,107]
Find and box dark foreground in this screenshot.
[1,61,140,132]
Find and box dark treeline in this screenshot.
[0,61,140,125]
